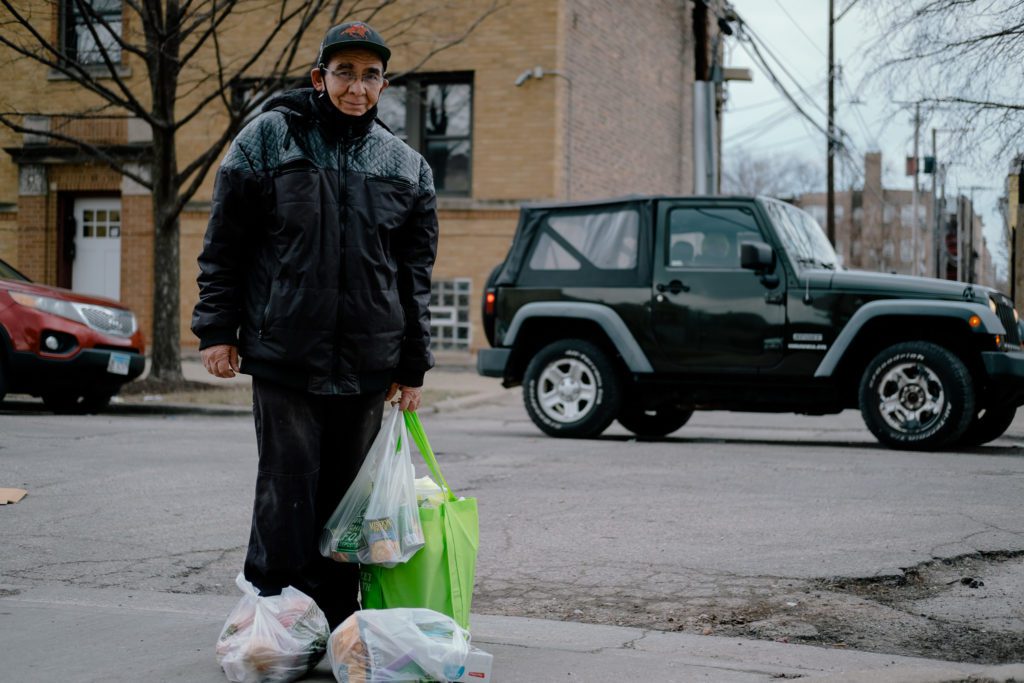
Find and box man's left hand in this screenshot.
[387,383,423,412]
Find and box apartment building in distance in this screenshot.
[0,0,730,354]
[796,152,996,288]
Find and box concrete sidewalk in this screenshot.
[1,584,1019,683]
[99,351,508,416]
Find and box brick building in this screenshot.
[0,0,724,354]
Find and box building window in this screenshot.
[430,278,471,350]
[63,0,122,65]
[377,73,472,195]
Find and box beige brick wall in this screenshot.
[1,0,705,357]
[561,0,694,199]
[0,212,16,264]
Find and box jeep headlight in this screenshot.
[989,298,999,315]
[9,291,138,338]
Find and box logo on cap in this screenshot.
[342,23,370,38]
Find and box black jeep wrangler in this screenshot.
[476,196,1024,450]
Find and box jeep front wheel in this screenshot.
[858,342,975,450]
[618,405,693,438]
[523,339,621,438]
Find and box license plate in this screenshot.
[107,352,130,376]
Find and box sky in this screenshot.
[720,0,1010,278]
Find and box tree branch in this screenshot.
[0,0,153,124]
[387,0,507,79]
[0,113,152,189]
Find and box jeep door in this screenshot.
[650,201,786,371]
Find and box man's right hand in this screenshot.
[201,344,240,378]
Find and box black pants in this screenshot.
[245,377,385,628]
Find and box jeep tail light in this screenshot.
[484,290,496,315]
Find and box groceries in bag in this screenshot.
[216,573,330,683]
[321,406,425,567]
[361,412,479,630]
[328,608,470,683]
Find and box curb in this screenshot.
[2,390,512,418]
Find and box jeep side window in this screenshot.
[529,233,582,270]
[548,210,640,270]
[667,207,761,269]
[522,207,645,286]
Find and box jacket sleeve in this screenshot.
[392,158,440,387]
[190,133,266,350]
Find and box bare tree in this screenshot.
[0,0,502,383]
[722,148,825,197]
[863,0,1024,155]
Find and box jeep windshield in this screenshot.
[760,198,838,271]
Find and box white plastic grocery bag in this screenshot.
[328,608,471,683]
[320,406,425,567]
[216,573,330,683]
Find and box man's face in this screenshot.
[310,48,388,116]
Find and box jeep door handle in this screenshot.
[656,280,690,294]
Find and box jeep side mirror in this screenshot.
[740,242,775,272]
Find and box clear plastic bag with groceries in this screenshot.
[216,573,330,683]
[320,406,425,567]
[328,608,471,683]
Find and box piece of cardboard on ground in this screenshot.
[0,488,27,504]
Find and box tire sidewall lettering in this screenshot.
[865,347,960,444]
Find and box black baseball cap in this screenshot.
[317,21,391,68]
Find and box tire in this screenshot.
[957,405,1017,448]
[0,361,6,403]
[42,390,114,415]
[618,405,693,437]
[858,341,975,451]
[523,339,621,438]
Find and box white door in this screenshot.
[72,197,122,301]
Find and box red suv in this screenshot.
[0,257,145,413]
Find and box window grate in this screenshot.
[429,278,471,350]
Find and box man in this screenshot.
[191,21,438,628]
[700,232,733,266]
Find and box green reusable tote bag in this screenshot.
[360,411,479,629]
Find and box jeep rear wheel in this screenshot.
[858,342,975,450]
[523,339,621,438]
[957,405,1017,448]
[618,405,693,437]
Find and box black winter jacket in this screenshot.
[191,89,438,394]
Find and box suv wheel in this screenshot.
[618,405,693,438]
[958,405,1017,448]
[42,390,114,415]
[0,361,6,403]
[523,339,621,438]
[858,342,975,450]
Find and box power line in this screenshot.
[733,23,839,145]
[770,0,827,59]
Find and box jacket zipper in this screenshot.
[330,137,348,389]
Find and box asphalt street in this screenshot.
[1,390,1023,673]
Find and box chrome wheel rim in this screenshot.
[536,357,597,423]
[876,361,945,434]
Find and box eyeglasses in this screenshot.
[322,68,384,88]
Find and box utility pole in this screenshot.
[826,0,836,246]
[911,103,920,275]
[1015,160,1023,305]
[931,128,939,278]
